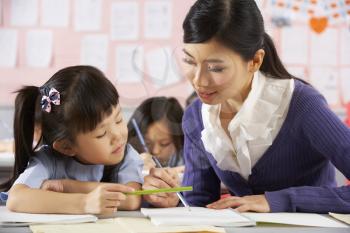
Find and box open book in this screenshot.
[0,206,97,226]
[141,207,255,227]
[141,207,349,228]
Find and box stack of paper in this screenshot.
[141,207,255,227]
[0,206,97,226]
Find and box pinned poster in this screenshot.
[111,2,139,40]
[310,67,339,106]
[340,28,350,66]
[115,45,144,84]
[80,34,108,72]
[146,47,181,87]
[26,30,53,68]
[41,0,69,27]
[280,26,308,65]
[144,0,172,39]
[10,0,38,26]
[310,28,337,66]
[340,68,350,104]
[74,0,101,31]
[0,29,17,68]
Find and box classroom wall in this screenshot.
[0,0,350,134]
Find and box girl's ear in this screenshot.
[248,49,265,73]
[53,139,76,157]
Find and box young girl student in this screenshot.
[127,97,184,172]
[1,65,143,214]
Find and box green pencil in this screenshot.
[126,186,193,195]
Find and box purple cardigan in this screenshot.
[182,80,350,213]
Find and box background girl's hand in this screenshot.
[206,194,271,213]
[140,152,156,170]
[142,167,180,208]
[84,183,134,214]
[41,179,65,193]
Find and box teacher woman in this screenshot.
[142,0,350,213]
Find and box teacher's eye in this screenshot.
[116,119,123,124]
[96,131,106,138]
[182,58,196,66]
[208,66,225,73]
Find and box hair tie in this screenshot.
[40,87,61,113]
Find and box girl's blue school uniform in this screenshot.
[12,144,143,189]
[182,80,350,213]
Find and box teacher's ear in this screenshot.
[248,49,265,73]
[53,139,76,157]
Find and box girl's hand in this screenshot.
[140,152,156,170]
[84,183,134,214]
[41,179,65,193]
[206,194,271,213]
[142,167,180,208]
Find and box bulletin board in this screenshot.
[0,0,349,117]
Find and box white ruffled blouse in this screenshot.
[201,72,295,180]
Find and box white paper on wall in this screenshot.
[80,34,109,72]
[310,28,338,66]
[26,30,53,68]
[146,47,181,87]
[310,67,339,106]
[111,2,139,40]
[115,45,144,83]
[286,66,307,80]
[41,0,69,27]
[281,26,308,65]
[340,28,350,66]
[340,68,350,103]
[74,0,101,31]
[0,29,17,67]
[10,0,38,26]
[144,1,172,39]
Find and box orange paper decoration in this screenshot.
[309,17,328,34]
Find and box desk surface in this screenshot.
[1,211,348,233]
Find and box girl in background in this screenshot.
[127,97,184,172]
[1,65,143,214]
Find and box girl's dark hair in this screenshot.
[127,97,184,166]
[183,0,296,80]
[0,65,119,191]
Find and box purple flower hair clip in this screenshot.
[40,87,61,113]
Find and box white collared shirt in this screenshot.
[201,72,294,180]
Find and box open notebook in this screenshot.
[0,206,97,226]
[141,207,349,228]
[141,207,255,227]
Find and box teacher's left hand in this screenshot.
[206,194,270,212]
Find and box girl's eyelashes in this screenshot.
[208,65,225,73]
[96,131,106,139]
[182,57,196,65]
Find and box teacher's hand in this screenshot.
[206,194,271,212]
[142,167,180,208]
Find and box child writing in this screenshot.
[0,65,143,214]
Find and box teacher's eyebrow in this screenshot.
[182,49,224,63]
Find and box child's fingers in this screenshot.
[102,183,135,193]
[149,168,179,187]
[105,200,121,208]
[105,191,127,201]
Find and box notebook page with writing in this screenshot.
[141,207,255,227]
[0,206,97,226]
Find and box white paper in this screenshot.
[26,30,53,68]
[10,0,38,26]
[286,66,307,80]
[144,1,172,39]
[146,47,181,87]
[0,29,18,67]
[340,68,350,103]
[41,0,69,27]
[0,206,97,226]
[340,28,350,66]
[74,0,101,31]
[115,45,144,84]
[309,67,339,106]
[281,26,308,65]
[243,212,348,228]
[111,2,139,40]
[310,28,337,66]
[141,207,254,227]
[80,34,109,72]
